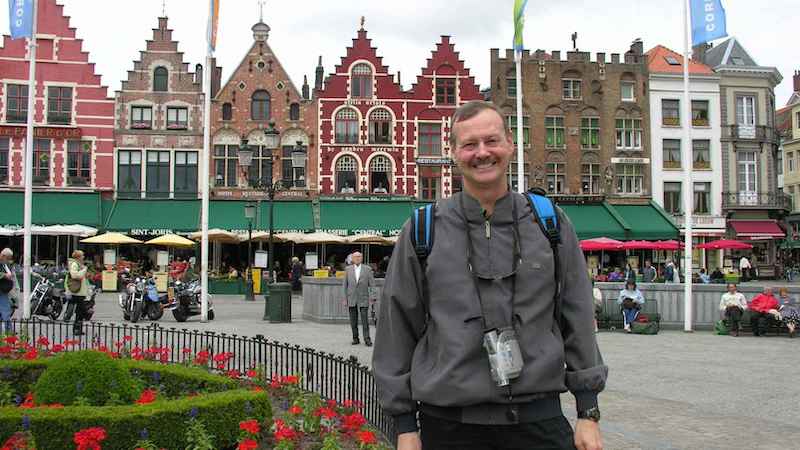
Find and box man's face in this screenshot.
[452,109,514,191]
[645,261,651,268]
[727,284,736,293]
[763,287,773,296]
[352,253,363,265]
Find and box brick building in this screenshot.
[316,25,482,199]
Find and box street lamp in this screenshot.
[291,140,307,188]
[243,202,256,301]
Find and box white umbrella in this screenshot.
[294,232,347,244]
[188,229,240,244]
[345,234,393,245]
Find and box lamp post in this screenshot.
[243,202,256,301]
[262,124,281,287]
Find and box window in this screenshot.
[789,152,795,173]
[506,76,516,98]
[5,84,27,123]
[436,78,456,105]
[507,115,530,146]
[615,164,643,194]
[692,100,709,126]
[221,102,233,121]
[581,163,600,194]
[662,99,680,126]
[336,155,358,193]
[131,106,152,129]
[47,86,72,125]
[281,145,306,188]
[694,182,711,214]
[248,146,272,187]
[507,164,530,192]
[663,139,681,169]
[174,151,198,197]
[663,182,682,214]
[369,109,392,144]
[731,57,745,66]
[251,90,271,121]
[289,103,300,121]
[67,140,91,185]
[664,56,681,66]
[0,138,8,184]
[796,111,800,130]
[546,162,566,194]
[370,155,391,193]
[452,168,463,194]
[621,81,635,101]
[545,116,565,148]
[419,166,441,200]
[33,139,50,185]
[117,150,141,197]
[351,63,373,98]
[581,117,600,149]
[737,151,757,197]
[166,107,188,130]
[615,119,642,150]
[418,123,442,156]
[736,96,756,127]
[213,144,238,187]
[146,151,170,198]
[562,79,582,100]
[692,140,711,169]
[335,108,359,144]
[153,67,168,92]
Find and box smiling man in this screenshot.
[373,101,607,450]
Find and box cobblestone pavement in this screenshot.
[90,293,798,450]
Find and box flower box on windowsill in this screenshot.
[167,124,188,130]
[693,162,711,170]
[692,118,710,127]
[661,117,681,127]
[663,162,682,170]
[68,176,89,186]
[131,123,151,130]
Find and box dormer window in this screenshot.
[351,63,373,98]
[153,67,168,92]
[435,78,456,105]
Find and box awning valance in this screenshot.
[318,200,416,236]
[104,200,200,235]
[0,192,102,227]
[730,220,785,240]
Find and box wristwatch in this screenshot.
[577,406,601,422]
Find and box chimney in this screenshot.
[630,38,643,56]
[794,70,800,93]
[314,56,324,92]
[302,75,310,100]
[194,63,203,85]
[692,43,711,63]
[211,58,222,98]
[158,17,168,31]
[396,71,401,86]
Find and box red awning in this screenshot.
[729,220,785,240]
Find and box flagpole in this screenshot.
[22,0,39,320]
[515,50,524,193]
[681,0,694,332]
[200,0,214,322]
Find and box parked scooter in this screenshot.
[30,271,64,320]
[167,279,215,322]
[143,277,167,321]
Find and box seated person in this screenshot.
[719,283,747,336]
[227,266,239,279]
[699,268,711,284]
[617,280,645,333]
[607,269,622,282]
[748,287,779,337]
[594,270,608,282]
[777,287,799,338]
[710,267,725,283]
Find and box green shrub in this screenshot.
[33,351,141,406]
[0,389,271,450]
[119,359,238,397]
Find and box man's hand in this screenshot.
[397,432,422,450]
[574,419,602,450]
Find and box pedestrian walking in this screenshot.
[739,255,751,282]
[291,257,304,291]
[0,248,18,333]
[343,252,374,346]
[374,101,606,450]
[65,250,90,336]
[641,260,656,283]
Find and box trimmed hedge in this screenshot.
[0,389,270,450]
[34,352,141,406]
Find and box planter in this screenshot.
[208,278,243,295]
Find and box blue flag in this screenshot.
[8,0,33,40]
[690,0,728,47]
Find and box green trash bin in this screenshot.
[268,282,292,323]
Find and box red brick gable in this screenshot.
[408,35,482,101]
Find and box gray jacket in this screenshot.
[343,264,374,307]
[373,192,607,432]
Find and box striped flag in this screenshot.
[513,0,528,52]
[207,0,220,51]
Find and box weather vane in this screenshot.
[162,0,166,17]
[259,0,266,22]
[360,16,365,30]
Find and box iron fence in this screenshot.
[8,319,396,442]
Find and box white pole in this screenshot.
[681,0,694,332]
[514,51,525,193]
[200,1,214,322]
[22,0,39,320]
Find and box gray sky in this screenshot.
[1,0,797,104]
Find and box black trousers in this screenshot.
[724,306,743,330]
[750,311,774,336]
[348,306,369,341]
[420,413,576,450]
[72,296,86,333]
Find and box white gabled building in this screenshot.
[647,45,724,270]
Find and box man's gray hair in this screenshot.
[0,248,12,258]
[449,101,509,146]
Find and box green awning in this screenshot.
[0,192,102,227]
[208,201,314,233]
[611,202,680,240]
[104,200,200,234]
[319,200,416,235]
[558,203,628,240]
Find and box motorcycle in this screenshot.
[118,277,145,323]
[30,271,64,320]
[143,277,168,321]
[167,279,215,322]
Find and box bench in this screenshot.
[599,297,660,331]
[727,309,788,336]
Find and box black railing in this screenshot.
[721,125,779,146]
[7,319,395,441]
[721,191,791,210]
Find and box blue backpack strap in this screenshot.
[411,204,435,262]
[524,189,564,330]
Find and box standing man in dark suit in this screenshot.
[343,252,375,346]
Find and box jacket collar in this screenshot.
[458,190,515,225]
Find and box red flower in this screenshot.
[246,369,258,378]
[226,369,240,379]
[36,336,49,347]
[73,427,107,450]
[252,386,264,393]
[63,339,79,347]
[281,375,299,385]
[273,420,299,442]
[326,399,338,409]
[135,389,157,405]
[239,419,260,435]
[269,378,282,390]
[342,399,354,409]
[122,335,133,342]
[288,405,303,415]
[355,430,378,445]
[3,336,18,345]
[237,439,258,450]
[51,344,64,353]
[0,345,12,355]
[341,412,367,433]
[22,349,37,360]
[19,393,34,408]
[314,406,338,420]
[181,347,192,354]
[159,353,169,363]
[212,352,232,362]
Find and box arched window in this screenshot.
[351,63,373,98]
[336,155,358,193]
[222,102,232,121]
[370,156,392,193]
[153,67,168,92]
[369,108,392,144]
[251,90,270,121]
[289,102,300,121]
[335,108,359,144]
